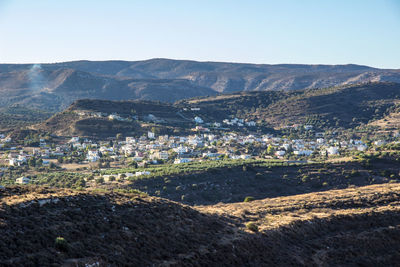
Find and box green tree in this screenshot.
[267,145,275,155]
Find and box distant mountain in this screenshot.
[0,67,216,112]
[1,59,400,113]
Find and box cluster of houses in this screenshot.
[1,125,398,183]
[193,116,257,128]
[222,118,256,127]
[78,132,377,167]
[272,137,370,158]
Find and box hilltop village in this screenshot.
[1,118,399,186]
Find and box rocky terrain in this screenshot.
[1,183,399,266]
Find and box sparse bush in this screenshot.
[55,237,69,251]
[244,196,255,202]
[95,177,104,184]
[246,222,259,232]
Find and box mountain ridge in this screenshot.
[1,59,400,114]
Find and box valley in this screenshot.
[1,65,400,266]
[2,0,400,265]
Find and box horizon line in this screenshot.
[1,57,398,70]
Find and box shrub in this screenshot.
[244,196,255,202]
[301,175,309,183]
[55,237,69,251]
[246,222,259,232]
[95,177,104,184]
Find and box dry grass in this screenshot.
[197,183,400,232]
[1,183,400,266]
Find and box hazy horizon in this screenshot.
[0,57,398,70]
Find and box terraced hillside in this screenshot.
[1,183,399,266]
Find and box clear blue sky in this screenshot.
[0,0,399,68]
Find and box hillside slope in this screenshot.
[180,82,400,129]
[1,183,399,266]
[35,99,192,137]
[34,82,400,136]
[1,59,400,113]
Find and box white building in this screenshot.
[294,150,313,156]
[16,177,30,184]
[374,140,386,146]
[148,131,155,139]
[126,137,136,144]
[69,136,80,143]
[174,158,192,164]
[86,151,100,162]
[246,121,256,127]
[108,114,124,121]
[357,144,368,151]
[173,146,189,154]
[151,151,169,160]
[194,116,204,124]
[327,146,339,155]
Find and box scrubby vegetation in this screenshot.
[109,155,400,205]
[179,82,400,130]
[1,183,400,266]
[0,107,52,130]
